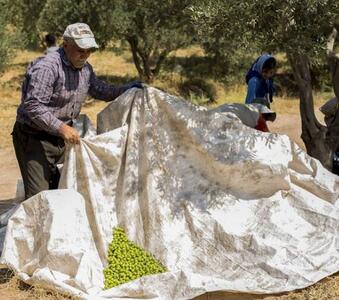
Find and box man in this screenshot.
[44,33,59,54]
[12,23,142,199]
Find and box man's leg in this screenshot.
[12,123,65,199]
[12,122,29,194]
[40,138,65,190]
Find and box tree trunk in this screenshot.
[127,37,172,83]
[127,38,158,83]
[287,52,331,168]
[327,28,339,100]
[127,38,146,80]
[325,27,339,158]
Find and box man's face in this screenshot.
[63,40,93,69]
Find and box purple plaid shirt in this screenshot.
[17,48,128,135]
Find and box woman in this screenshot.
[245,54,276,108]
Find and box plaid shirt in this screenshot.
[17,48,127,135]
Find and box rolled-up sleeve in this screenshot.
[24,67,63,135]
[88,67,128,101]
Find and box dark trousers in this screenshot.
[12,122,65,199]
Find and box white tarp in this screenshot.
[1,87,339,300]
[209,103,261,128]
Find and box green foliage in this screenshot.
[179,78,217,104]
[0,24,11,72]
[108,0,193,46]
[215,50,256,84]
[191,0,338,56]
[4,0,47,49]
[245,0,338,56]
[0,2,20,72]
[245,1,337,92]
[109,0,195,82]
[104,227,166,289]
[190,0,338,89]
[38,0,195,82]
[38,0,116,47]
[188,2,257,84]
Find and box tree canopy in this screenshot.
[4,0,47,49]
[190,0,338,58]
[190,0,339,167]
[0,0,20,72]
[38,0,194,82]
[2,0,339,166]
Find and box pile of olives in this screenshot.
[104,227,167,289]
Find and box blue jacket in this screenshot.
[245,54,275,104]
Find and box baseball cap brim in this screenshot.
[74,37,99,49]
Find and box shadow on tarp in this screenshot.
[192,291,287,299]
[0,199,21,216]
[192,272,339,300]
[0,198,22,256]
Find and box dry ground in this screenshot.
[0,49,338,299]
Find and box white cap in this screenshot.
[63,23,99,49]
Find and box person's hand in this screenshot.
[59,123,80,144]
[125,80,143,90]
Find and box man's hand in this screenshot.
[59,123,80,144]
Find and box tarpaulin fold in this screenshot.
[1,87,338,299]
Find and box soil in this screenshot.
[0,147,21,201]
[269,113,304,149]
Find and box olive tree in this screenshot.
[324,26,339,156]
[38,0,195,82]
[4,0,47,49]
[38,0,115,47]
[191,0,339,168]
[0,0,20,71]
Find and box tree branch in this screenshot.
[127,37,145,79]
[287,52,330,167]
